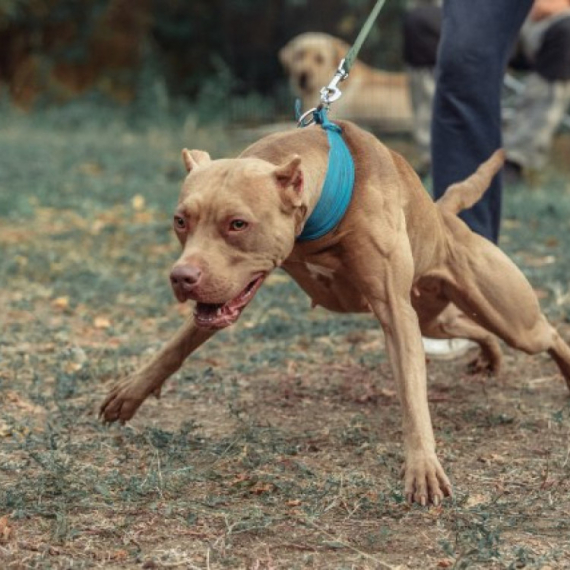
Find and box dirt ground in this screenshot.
[1,111,570,569]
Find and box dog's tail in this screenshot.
[436,150,505,215]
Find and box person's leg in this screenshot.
[431,0,533,244]
[504,16,570,171]
[403,5,442,68]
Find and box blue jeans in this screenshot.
[431,0,533,243]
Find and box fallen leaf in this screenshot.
[251,482,275,495]
[131,194,146,211]
[78,161,103,176]
[111,549,128,561]
[0,515,13,543]
[286,360,297,376]
[465,493,488,507]
[4,391,45,414]
[94,316,112,329]
[478,453,506,465]
[361,339,383,352]
[133,212,153,223]
[0,420,11,437]
[230,474,257,489]
[522,254,556,267]
[65,362,84,373]
[91,219,106,233]
[52,296,70,309]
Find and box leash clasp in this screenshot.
[297,59,349,127]
[320,59,349,106]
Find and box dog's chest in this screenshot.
[304,262,335,281]
[282,260,369,313]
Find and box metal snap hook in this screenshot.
[320,85,343,104]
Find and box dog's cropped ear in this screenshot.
[182,149,211,173]
[274,155,303,208]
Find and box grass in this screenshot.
[1,105,570,569]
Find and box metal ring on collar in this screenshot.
[297,107,318,128]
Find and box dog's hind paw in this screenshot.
[402,452,452,506]
[467,343,502,376]
[467,355,494,375]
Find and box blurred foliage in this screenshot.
[0,0,406,120]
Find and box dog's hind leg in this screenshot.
[100,319,216,423]
[413,281,503,373]
[420,302,503,374]
[444,233,570,388]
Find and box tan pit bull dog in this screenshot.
[100,120,570,506]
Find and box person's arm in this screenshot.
[530,0,570,21]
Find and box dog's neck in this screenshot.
[296,121,355,242]
[300,163,326,215]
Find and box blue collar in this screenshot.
[296,109,355,241]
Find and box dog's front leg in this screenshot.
[375,294,451,505]
[357,243,452,505]
[100,318,215,423]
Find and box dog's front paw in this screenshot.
[402,452,452,506]
[99,376,160,424]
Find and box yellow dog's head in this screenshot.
[279,32,349,107]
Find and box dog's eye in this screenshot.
[173,215,186,230]
[229,219,248,232]
[314,54,324,65]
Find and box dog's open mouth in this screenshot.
[194,274,265,329]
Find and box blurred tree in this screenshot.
[0,0,150,108]
[0,0,407,116]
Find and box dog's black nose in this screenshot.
[299,72,308,89]
[170,265,202,289]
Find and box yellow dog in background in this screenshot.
[279,32,413,131]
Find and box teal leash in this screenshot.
[343,0,387,74]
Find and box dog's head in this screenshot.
[279,32,349,106]
[169,149,305,329]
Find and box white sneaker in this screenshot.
[422,337,477,360]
